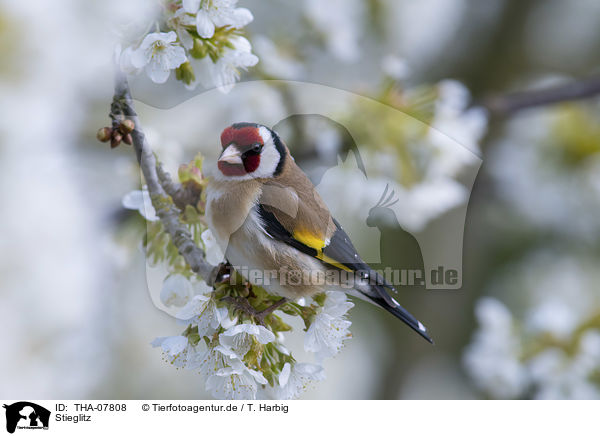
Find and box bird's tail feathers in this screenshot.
[361,285,433,344]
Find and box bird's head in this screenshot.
[216,122,287,181]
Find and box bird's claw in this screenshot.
[214,262,233,285]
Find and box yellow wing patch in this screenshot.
[317,253,352,272]
[293,228,326,250]
[292,228,352,272]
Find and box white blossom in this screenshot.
[130,31,187,84]
[304,291,354,360]
[176,294,236,335]
[160,274,194,308]
[118,45,142,75]
[120,2,257,92]
[199,345,267,400]
[464,284,600,399]
[122,187,158,221]
[196,0,254,38]
[489,106,600,241]
[219,323,275,358]
[271,362,326,399]
[151,335,202,369]
[152,335,187,356]
[429,80,487,174]
[527,333,600,400]
[187,0,253,38]
[193,36,258,92]
[462,298,528,399]
[167,8,196,49]
[526,300,578,340]
[193,278,214,295]
[201,229,224,265]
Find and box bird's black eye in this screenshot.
[251,143,262,153]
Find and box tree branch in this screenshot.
[156,163,202,211]
[111,71,217,285]
[482,76,600,116]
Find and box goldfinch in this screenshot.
[206,122,433,343]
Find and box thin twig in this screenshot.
[112,71,217,285]
[156,163,202,211]
[482,76,600,116]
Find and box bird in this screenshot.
[205,122,433,343]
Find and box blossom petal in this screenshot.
[201,229,225,265]
[121,190,144,210]
[178,29,194,50]
[246,367,268,385]
[229,8,253,28]
[138,32,165,50]
[176,294,210,320]
[122,189,158,221]
[130,46,151,69]
[193,278,214,295]
[230,35,252,53]
[119,46,142,74]
[160,274,193,307]
[272,362,325,399]
[196,11,215,38]
[162,31,178,44]
[159,335,188,357]
[221,324,275,344]
[182,0,201,13]
[146,62,171,84]
[164,44,187,69]
[214,344,239,360]
[205,373,256,400]
[279,362,291,387]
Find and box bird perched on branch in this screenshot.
[205,122,433,343]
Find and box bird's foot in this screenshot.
[214,262,233,284]
[221,295,288,326]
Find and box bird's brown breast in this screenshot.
[205,178,263,244]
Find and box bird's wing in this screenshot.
[257,181,384,279]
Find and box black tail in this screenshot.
[363,284,433,344]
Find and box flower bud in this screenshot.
[119,119,135,134]
[97,127,112,143]
[178,153,206,191]
[190,39,208,59]
[111,133,122,148]
[123,133,133,145]
[175,61,195,85]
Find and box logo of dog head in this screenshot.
[3,402,50,434]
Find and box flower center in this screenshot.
[153,41,167,53]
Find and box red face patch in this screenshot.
[220,125,263,148]
[243,154,261,173]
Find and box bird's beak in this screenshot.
[219,144,242,165]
